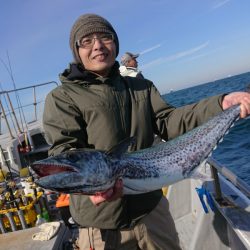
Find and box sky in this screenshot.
[1,0,250,94]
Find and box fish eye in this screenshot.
[67,153,80,163]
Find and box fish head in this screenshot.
[31,149,117,194]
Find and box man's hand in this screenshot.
[222,92,250,118]
[89,179,123,206]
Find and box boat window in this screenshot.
[31,133,49,148]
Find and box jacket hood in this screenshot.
[60,61,121,85]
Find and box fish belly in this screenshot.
[123,172,183,194]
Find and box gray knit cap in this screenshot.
[70,14,119,64]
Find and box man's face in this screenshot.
[127,57,138,68]
[78,32,116,76]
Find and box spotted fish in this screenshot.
[31,105,241,194]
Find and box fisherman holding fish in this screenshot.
[42,14,250,250]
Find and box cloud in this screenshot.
[165,41,210,61]
[141,58,164,69]
[141,41,210,70]
[140,44,162,55]
[212,0,230,9]
[184,53,210,62]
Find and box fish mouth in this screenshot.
[31,163,78,177]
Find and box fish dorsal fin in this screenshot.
[106,137,136,158]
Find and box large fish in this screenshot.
[31,105,241,195]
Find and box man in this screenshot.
[119,52,144,78]
[43,14,250,250]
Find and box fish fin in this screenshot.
[106,137,136,158]
[190,163,213,182]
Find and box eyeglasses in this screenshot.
[77,33,114,48]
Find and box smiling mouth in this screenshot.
[93,53,108,60]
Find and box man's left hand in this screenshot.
[222,92,250,118]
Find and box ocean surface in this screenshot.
[163,71,250,186]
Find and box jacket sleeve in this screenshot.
[43,87,87,156]
[149,83,224,141]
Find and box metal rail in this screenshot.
[0,81,58,135]
[0,81,58,95]
[207,157,250,200]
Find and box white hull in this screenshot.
[168,165,250,250]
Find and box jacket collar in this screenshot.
[61,61,120,84]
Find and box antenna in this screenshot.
[0,52,28,133]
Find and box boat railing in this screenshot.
[207,158,250,250]
[207,157,250,201]
[0,81,58,136]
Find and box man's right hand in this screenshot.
[89,179,123,206]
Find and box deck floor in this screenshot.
[175,212,197,250]
[0,222,71,250]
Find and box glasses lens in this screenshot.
[80,37,92,48]
[100,34,113,42]
[79,33,113,48]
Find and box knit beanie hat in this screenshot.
[70,14,119,64]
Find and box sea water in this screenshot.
[163,71,250,186]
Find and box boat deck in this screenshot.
[0,222,73,250]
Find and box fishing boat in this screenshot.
[0,82,76,249]
[0,81,249,250]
